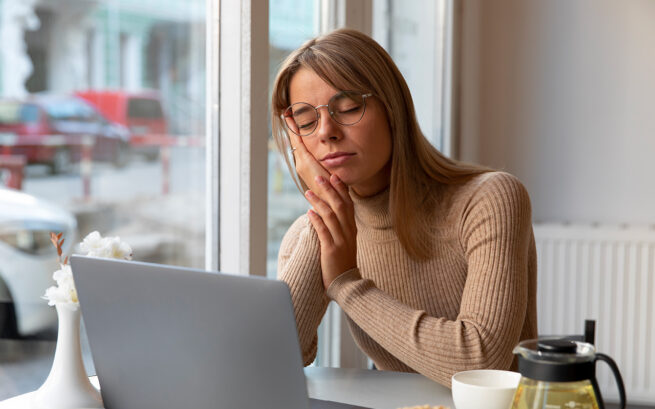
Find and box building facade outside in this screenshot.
[0,0,205,135]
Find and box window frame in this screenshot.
[207,0,269,276]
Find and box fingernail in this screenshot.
[331,175,342,184]
[315,176,326,184]
[305,190,315,198]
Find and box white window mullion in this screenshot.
[318,0,372,35]
[205,0,220,272]
[441,0,457,158]
[215,0,269,276]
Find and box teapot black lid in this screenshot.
[514,338,596,382]
[537,339,578,354]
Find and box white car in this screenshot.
[0,187,76,337]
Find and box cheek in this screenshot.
[362,105,392,160]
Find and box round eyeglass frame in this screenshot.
[281,91,374,137]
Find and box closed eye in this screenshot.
[298,120,317,129]
[338,105,362,114]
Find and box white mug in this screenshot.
[451,369,521,409]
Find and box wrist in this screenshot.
[326,267,361,298]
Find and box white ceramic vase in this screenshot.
[32,304,104,409]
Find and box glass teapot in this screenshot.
[510,338,626,409]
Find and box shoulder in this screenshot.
[454,171,533,235]
[457,171,531,212]
[473,171,530,202]
[279,213,319,258]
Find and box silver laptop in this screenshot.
[71,255,369,409]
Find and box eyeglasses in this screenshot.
[282,91,373,137]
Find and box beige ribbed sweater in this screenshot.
[277,171,538,387]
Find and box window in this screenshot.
[373,0,451,152]
[0,0,205,398]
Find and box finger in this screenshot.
[314,175,353,230]
[307,209,334,247]
[305,190,345,244]
[286,133,301,164]
[285,129,307,168]
[329,175,356,236]
[329,174,353,207]
[286,128,310,158]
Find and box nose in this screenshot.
[314,105,343,142]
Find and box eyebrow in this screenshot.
[292,105,312,116]
[290,90,352,114]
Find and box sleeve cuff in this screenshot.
[326,267,367,301]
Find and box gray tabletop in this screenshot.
[305,367,453,409]
[0,367,453,409]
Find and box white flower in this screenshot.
[52,264,73,287]
[43,264,79,309]
[44,231,132,308]
[79,231,104,255]
[86,236,132,260]
[104,236,133,260]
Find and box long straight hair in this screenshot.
[271,29,489,260]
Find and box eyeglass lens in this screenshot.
[284,91,367,136]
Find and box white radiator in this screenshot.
[534,224,655,405]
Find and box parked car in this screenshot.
[76,90,168,161]
[0,94,131,174]
[0,187,77,338]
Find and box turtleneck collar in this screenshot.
[350,186,393,230]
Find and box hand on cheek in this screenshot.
[288,131,331,196]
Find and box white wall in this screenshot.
[458,0,655,225]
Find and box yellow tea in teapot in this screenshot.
[511,378,599,409]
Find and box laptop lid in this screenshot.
[71,255,311,409]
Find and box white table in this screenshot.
[0,367,453,409]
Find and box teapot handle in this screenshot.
[594,353,627,409]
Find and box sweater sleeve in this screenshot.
[277,214,330,366]
[326,172,534,386]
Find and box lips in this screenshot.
[321,151,355,161]
[321,152,356,167]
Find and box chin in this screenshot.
[330,170,358,186]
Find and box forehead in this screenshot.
[288,68,339,106]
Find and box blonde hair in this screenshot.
[271,29,490,260]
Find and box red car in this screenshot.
[0,95,130,174]
[75,90,168,160]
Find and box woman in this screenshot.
[271,28,537,387]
